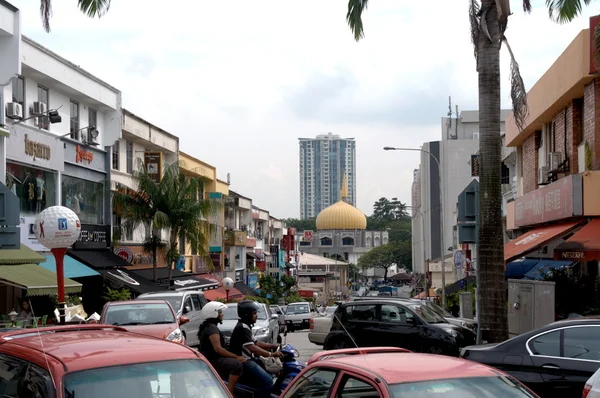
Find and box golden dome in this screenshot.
[315,173,367,230]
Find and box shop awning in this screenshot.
[505,258,540,279]
[554,218,600,261]
[504,220,583,263]
[39,255,100,279]
[523,259,575,280]
[246,253,259,260]
[98,268,166,295]
[0,245,45,265]
[234,281,258,297]
[68,249,131,269]
[131,268,219,291]
[196,273,245,301]
[0,263,82,296]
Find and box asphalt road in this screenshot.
[282,329,324,364]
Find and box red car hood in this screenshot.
[121,323,179,340]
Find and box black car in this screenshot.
[460,318,600,398]
[324,299,476,356]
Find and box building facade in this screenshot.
[504,21,600,280]
[299,133,356,219]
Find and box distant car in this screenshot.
[280,347,538,397]
[100,299,186,344]
[461,318,600,397]
[0,324,231,398]
[270,305,287,333]
[218,302,280,345]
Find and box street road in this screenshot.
[282,330,324,364]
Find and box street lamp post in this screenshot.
[384,146,446,308]
[405,206,428,299]
[222,277,234,303]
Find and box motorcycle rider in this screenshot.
[229,300,283,398]
[198,301,247,394]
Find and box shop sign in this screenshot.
[559,251,586,260]
[209,253,221,268]
[514,174,582,228]
[114,247,134,262]
[470,155,479,177]
[247,273,258,289]
[144,152,163,183]
[63,141,105,173]
[73,224,111,250]
[6,125,64,171]
[20,216,48,252]
[75,145,94,164]
[303,231,313,242]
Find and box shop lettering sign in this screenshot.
[114,247,134,262]
[75,145,94,163]
[561,251,586,259]
[24,134,51,160]
[174,279,199,287]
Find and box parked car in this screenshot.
[218,302,280,346]
[325,299,475,356]
[308,316,333,345]
[100,299,186,344]
[280,347,538,397]
[0,324,231,398]
[284,301,318,331]
[460,318,600,397]
[136,290,208,347]
[270,304,286,333]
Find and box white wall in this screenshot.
[0,2,20,85]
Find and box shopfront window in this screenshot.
[6,162,56,217]
[62,175,104,225]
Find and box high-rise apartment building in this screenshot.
[299,133,356,219]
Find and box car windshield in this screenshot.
[390,376,536,398]
[63,359,229,398]
[407,303,446,324]
[426,301,452,318]
[104,303,176,326]
[141,296,181,313]
[326,306,337,315]
[222,304,267,320]
[286,304,309,314]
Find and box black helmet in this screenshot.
[238,300,260,323]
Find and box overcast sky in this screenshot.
[12,0,600,219]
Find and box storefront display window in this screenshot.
[62,175,104,225]
[6,162,56,217]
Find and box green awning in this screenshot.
[0,245,46,265]
[0,125,9,137]
[0,263,82,296]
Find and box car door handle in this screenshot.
[542,364,561,370]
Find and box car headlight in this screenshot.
[443,328,458,338]
[254,327,269,336]
[165,328,184,343]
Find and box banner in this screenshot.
[144,152,163,183]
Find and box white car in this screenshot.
[584,367,600,397]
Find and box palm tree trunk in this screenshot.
[478,0,508,343]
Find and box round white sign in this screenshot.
[222,277,234,291]
[34,206,81,249]
[454,251,464,269]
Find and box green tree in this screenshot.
[258,275,283,303]
[357,243,410,281]
[372,197,409,221]
[282,218,316,232]
[40,0,111,32]
[346,0,531,343]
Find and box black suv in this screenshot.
[324,299,476,356]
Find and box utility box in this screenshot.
[459,292,474,319]
[508,279,555,337]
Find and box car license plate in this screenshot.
[293,320,302,324]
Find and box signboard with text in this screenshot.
[72,224,111,250]
[470,155,479,177]
[514,174,582,228]
[144,152,163,183]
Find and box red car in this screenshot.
[0,325,231,398]
[100,299,188,344]
[280,347,539,397]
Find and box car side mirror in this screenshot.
[179,316,190,325]
[184,305,192,314]
[271,314,279,320]
[407,317,418,326]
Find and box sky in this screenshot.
[11,0,600,219]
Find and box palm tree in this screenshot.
[114,160,218,284]
[346,0,530,343]
[546,1,600,62]
[40,0,111,32]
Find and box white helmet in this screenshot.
[202,301,228,320]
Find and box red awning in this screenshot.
[504,220,584,263]
[196,273,245,301]
[554,218,600,261]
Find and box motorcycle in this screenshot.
[225,340,306,397]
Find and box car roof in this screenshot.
[139,291,205,296]
[316,352,503,384]
[107,299,171,306]
[0,326,201,372]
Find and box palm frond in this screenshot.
[546,0,591,24]
[503,37,529,132]
[469,0,481,66]
[78,0,111,18]
[40,0,52,33]
[347,0,369,42]
[522,0,532,13]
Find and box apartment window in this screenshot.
[12,76,25,107]
[501,163,510,185]
[37,85,49,127]
[70,100,80,139]
[112,141,120,170]
[88,107,97,128]
[126,141,133,174]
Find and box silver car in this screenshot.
[218,302,280,346]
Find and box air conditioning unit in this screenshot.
[87,127,99,144]
[538,166,550,185]
[31,101,47,116]
[473,132,480,140]
[6,102,22,119]
[547,152,562,171]
[34,117,48,129]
